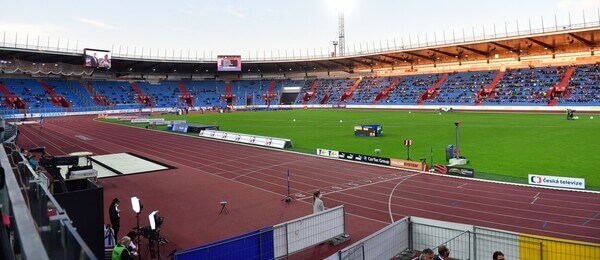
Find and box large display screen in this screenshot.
[217,55,242,71]
[84,48,111,68]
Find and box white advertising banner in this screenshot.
[528,174,585,189]
[199,130,292,149]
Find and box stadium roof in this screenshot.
[0,25,598,76]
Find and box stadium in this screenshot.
[0,1,599,259]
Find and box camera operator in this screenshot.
[112,236,137,260]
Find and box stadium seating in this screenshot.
[1,64,599,112]
[558,64,600,106]
[424,71,495,105]
[484,67,565,105]
[0,78,54,109]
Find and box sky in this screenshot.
[1,0,599,59]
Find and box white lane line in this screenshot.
[388,173,420,223]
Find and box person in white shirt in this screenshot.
[313,190,324,214]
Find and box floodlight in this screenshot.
[149,210,160,230]
[131,196,141,214]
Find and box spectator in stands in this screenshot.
[420,248,435,260]
[313,190,324,214]
[112,236,136,260]
[435,245,450,260]
[493,251,505,260]
[109,198,121,240]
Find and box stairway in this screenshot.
[338,78,363,105]
[39,81,70,107]
[82,82,108,106]
[320,93,332,104]
[547,66,575,106]
[131,82,152,107]
[265,80,276,106]
[418,74,448,105]
[0,83,27,109]
[178,82,195,107]
[476,71,504,105]
[372,78,401,105]
[302,80,319,105]
[222,82,234,106]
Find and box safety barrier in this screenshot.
[332,216,410,260]
[175,205,345,259]
[328,216,600,260]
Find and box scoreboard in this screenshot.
[354,125,382,137]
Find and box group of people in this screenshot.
[418,245,504,260]
[108,198,139,259]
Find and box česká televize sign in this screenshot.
[528,174,585,189]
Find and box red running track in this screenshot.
[17,116,600,259]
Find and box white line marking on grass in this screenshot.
[388,173,420,223]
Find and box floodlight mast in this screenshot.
[338,12,345,56]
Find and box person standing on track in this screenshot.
[109,198,121,240]
[313,190,324,214]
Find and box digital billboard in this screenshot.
[217,55,242,71]
[84,48,111,69]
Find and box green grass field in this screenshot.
[109,109,600,189]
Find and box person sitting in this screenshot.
[112,236,136,260]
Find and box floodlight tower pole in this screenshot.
[338,12,345,56]
[454,121,460,159]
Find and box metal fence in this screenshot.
[175,205,346,260]
[1,142,96,259]
[329,216,600,260]
[337,216,410,260]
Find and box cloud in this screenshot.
[225,4,245,18]
[76,17,115,30]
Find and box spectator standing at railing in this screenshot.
[434,245,450,260]
[313,190,324,214]
[419,248,434,260]
[493,251,505,260]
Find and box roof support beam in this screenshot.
[405,51,436,62]
[431,49,460,59]
[457,45,489,57]
[490,42,516,52]
[362,56,395,65]
[349,58,373,67]
[526,38,555,51]
[379,54,413,63]
[568,33,595,48]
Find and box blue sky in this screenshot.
[1,0,598,58]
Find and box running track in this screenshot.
[17,116,600,259]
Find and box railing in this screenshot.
[175,205,346,259]
[0,18,598,62]
[329,216,600,260]
[0,142,96,259]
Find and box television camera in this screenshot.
[29,147,97,193]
